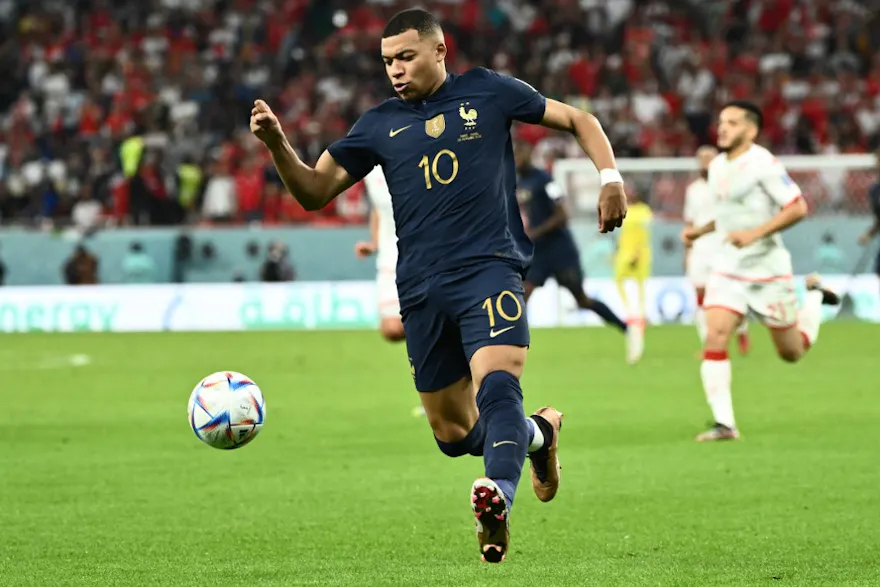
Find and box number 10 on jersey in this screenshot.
[419,149,459,189]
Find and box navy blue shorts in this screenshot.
[875,251,880,276]
[526,249,584,291]
[400,261,530,393]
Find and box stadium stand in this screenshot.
[0,0,878,227]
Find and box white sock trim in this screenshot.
[527,417,544,453]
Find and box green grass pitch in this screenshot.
[1,323,878,586]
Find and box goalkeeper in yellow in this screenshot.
[613,187,652,363]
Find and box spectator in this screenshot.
[122,241,157,284]
[71,192,103,232]
[201,161,237,223]
[1,0,880,228]
[260,241,296,282]
[63,244,99,285]
[813,232,847,274]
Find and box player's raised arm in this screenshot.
[250,100,357,211]
[539,99,627,234]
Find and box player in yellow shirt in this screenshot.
[614,188,652,363]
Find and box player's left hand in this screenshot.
[597,183,627,233]
[727,229,761,248]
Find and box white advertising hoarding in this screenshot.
[0,276,876,333]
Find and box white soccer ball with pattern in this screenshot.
[187,371,266,450]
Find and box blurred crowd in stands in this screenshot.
[0,0,879,229]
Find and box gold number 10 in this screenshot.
[418,149,459,190]
[481,291,523,327]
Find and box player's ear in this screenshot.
[435,41,447,63]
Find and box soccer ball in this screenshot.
[187,371,266,450]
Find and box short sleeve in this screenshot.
[327,113,379,182]
[481,68,547,124]
[760,157,802,208]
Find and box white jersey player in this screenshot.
[683,145,750,356]
[354,166,405,342]
[681,101,840,442]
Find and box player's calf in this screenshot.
[769,274,840,363]
[769,326,807,363]
[420,377,483,457]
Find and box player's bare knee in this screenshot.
[379,318,405,342]
[429,417,471,445]
[470,345,526,389]
[777,347,803,363]
[704,327,732,351]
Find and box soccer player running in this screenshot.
[613,187,652,363]
[355,166,406,343]
[857,149,880,296]
[514,140,631,353]
[682,101,840,442]
[684,145,751,356]
[250,9,627,562]
[354,166,426,417]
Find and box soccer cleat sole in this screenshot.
[471,479,509,563]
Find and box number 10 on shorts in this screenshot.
[482,290,523,337]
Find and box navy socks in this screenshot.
[476,371,529,508]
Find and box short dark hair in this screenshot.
[383,8,441,39]
[722,100,763,132]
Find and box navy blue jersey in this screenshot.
[870,182,880,222]
[517,166,578,252]
[327,68,546,296]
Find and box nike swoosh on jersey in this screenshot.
[489,326,515,338]
[389,125,412,137]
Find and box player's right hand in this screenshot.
[681,227,701,246]
[250,99,285,147]
[354,241,377,259]
[858,232,871,246]
[597,183,627,233]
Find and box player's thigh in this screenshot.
[401,302,469,394]
[418,375,478,442]
[766,325,804,362]
[555,263,586,297]
[525,259,551,289]
[454,266,530,389]
[703,274,747,348]
[687,253,711,291]
[745,278,798,330]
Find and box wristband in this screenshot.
[599,168,623,186]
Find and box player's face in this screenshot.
[717,107,755,152]
[381,29,446,101]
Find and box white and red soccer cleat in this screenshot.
[471,478,510,563]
